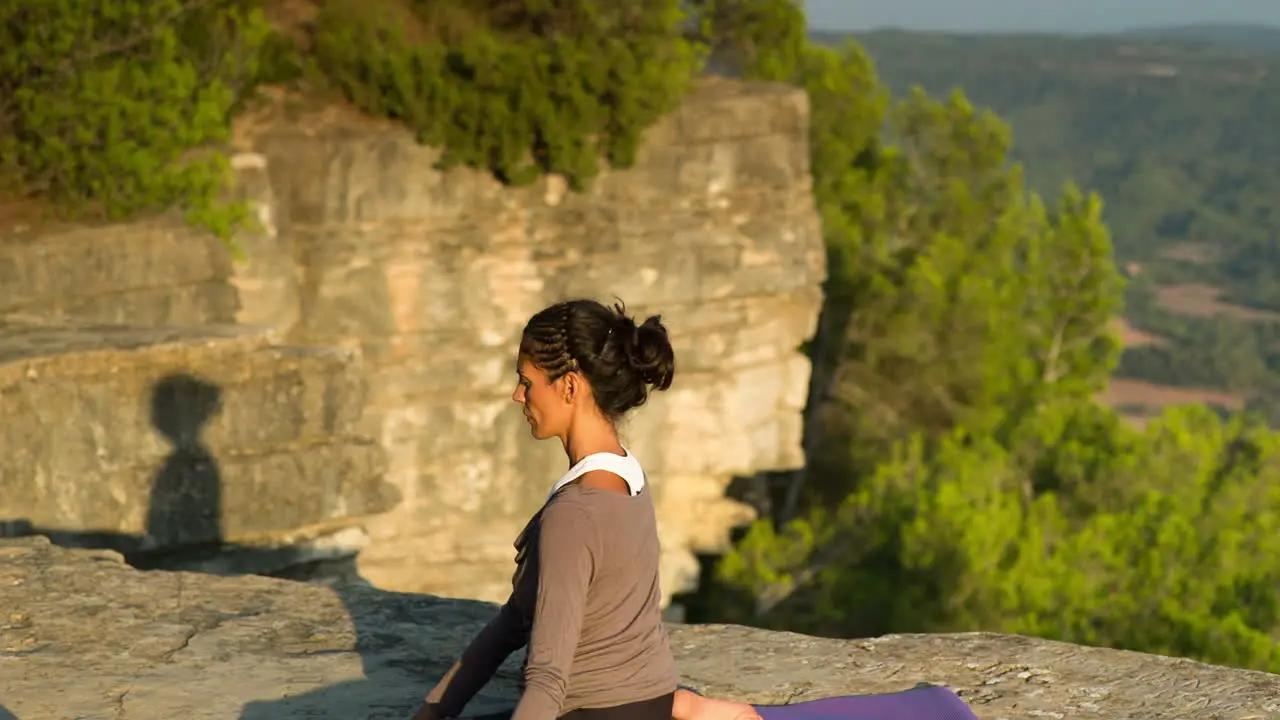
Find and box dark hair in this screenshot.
[519,298,676,419]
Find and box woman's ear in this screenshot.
[562,373,577,404]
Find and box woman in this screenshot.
[409,298,685,720]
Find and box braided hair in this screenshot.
[519,299,675,420]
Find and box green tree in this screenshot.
[798,82,1123,509]
[7,0,787,228]
[688,0,807,80]
[716,402,1280,673]
[311,0,706,189]
[0,0,268,235]
[844,29,1280,406]
[778,41,889,520]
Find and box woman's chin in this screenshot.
[526,418,546,439]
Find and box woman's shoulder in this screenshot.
[537,490,608,554]
[544,486,598,516]
[544,478,640,522]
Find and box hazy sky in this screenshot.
[806,0,1280,34]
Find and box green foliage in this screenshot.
[1117,317,1280,396]
[310,0,706,190]
[689,0,807,81]
[715,402,1280,673]
[699,6,1280,679]
[794,54,1124,499]
[6,0,804,230]
[846,30,1280,271]
[838,29,1280,411]
[783,42,888,491]
[0,0,269,236]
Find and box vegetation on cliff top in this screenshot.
[0,0,799,235]
[0,0,268,235]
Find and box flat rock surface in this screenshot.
[2,536,1278,720]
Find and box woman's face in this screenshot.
[512,355,572,441]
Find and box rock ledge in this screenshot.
[2,537,1277,720]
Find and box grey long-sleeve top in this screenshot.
[427,483,678,720]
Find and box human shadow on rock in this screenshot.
[0,373,225,567]
[139,373,224,563]
[1,372,359,577]
[146,374,223,542]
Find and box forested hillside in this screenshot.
[820,28,1280,425]
[1123,23,1280,53]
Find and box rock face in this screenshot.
[230,78,824,601]
[3,537,1278,720]
[0,77,826,603]
[0,318,397,573]
[0,220,237,326]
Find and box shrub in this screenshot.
[310,0,706,190]
[0,0,814,229]
[0,0,270,236]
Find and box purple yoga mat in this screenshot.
[753,685,977,720]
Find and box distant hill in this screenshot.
[835,29,1280,273]
[1120,23,1280,53]
[817,27,1280,422]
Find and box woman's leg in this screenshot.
[671,689,761,720]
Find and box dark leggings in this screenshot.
[471,693,676,720]
[561,693,676,720]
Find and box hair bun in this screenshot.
[619,312,675,391]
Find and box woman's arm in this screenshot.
[510,501,599,720]
[413,598,530,720]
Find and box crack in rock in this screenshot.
[111,687,131,719]
[162,626,199,663]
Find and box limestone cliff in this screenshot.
[231,77,824,601]
[3,537,1277,720]
[0,77,824,603]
